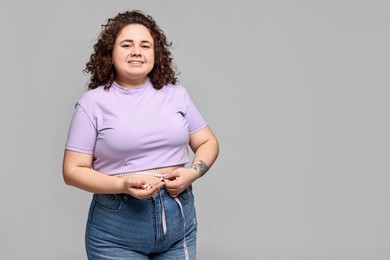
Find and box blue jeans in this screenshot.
[85,186,197,259]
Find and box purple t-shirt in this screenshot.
[65,79,207,175]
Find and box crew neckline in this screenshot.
[112,78,152,94]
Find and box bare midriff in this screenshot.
[115,164,185,185]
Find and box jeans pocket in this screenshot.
[94,194,122,212]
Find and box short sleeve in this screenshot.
[183,89,208,134]
[65,103,97,154]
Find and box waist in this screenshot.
[114,165,184,180]
[98,185,192,201]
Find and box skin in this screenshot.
[63,24,219,199]
[112,24,155,88]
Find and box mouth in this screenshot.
[128,60,144,65]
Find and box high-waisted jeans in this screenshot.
[85,186,197,259]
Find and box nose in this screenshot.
[131,46,141,57]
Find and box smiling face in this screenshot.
[112,24,155,88]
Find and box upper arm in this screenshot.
[65,103,97,154]
[62,149,94,174]
[188,126,218,153]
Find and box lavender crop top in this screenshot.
[65,79,207,175]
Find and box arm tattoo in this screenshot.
[192,160,210,177]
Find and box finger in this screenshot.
[127,180,146,189]
[166,190,178,198]
[163,179,176,189]
[165,186,180,198]
[151,181,165,190]
[162,171,178,180]
[141,181,165,191]
[132,182,165,199]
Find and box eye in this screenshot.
[142,45,151,49]
[121,43,131,48]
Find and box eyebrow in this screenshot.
[119,39,153,45]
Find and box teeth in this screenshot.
[129,61,142,64]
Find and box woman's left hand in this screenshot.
[163,167,199,197]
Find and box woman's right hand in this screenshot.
[121,178,165,199]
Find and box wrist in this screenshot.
[191,160,210,178]
[114,177,127,193]
[190,167,201,180]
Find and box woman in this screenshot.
[62,10,219,260]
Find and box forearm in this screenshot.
[191,139,219,178]
[62,150,125,194]
[163,139,218,197]
[63,167,125,194]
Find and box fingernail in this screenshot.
[143,184,152,190]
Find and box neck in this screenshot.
[115,77,148,88]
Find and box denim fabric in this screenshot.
[85,186,197,259]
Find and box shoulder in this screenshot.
[77,86,108,107]
[160,83,189,97]
[157,83,196,111]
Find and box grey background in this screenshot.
[1,0,389,259]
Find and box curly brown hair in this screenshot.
[84,10,177,90]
